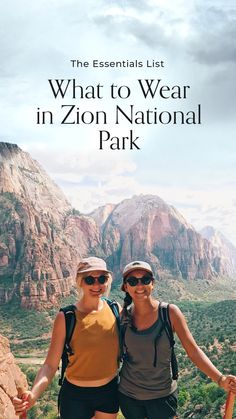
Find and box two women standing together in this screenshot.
[14,257,236,419]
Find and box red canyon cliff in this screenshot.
[0,143,100,308]
[0,142,235,309]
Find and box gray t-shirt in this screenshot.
[119,316,177,400]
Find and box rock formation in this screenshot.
[0,142,100,308]
[200,226,236,277]
[1,142,235,309]
[0,334,28,419]
[91,195,234,281]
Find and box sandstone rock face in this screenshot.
[1,142,235,309]
[93,195,234,281]
[0,334,28,419]
[0,142,101,308]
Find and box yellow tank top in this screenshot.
[65,301,119,381]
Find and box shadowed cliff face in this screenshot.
[0,143,235,309]
[0,334,28,419]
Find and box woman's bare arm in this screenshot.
[13,311,66,414]
[169,304,236,393]
[31,311,66,399]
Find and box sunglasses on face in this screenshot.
[125,275,154,287]
[83,275,109,285]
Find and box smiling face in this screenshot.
[80,270,111,299]
[124,269,154,301]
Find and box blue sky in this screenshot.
[1,0,236,244]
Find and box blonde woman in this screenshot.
[13,257,121,419]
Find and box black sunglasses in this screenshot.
[125,275,154,287]
[83,275,109,285]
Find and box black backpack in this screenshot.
[121,301,178,381]
[158,302,178,380]
[58,297,120,386]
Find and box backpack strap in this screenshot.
[102,296,122,360]
[58,304,77,386]
[102,296,120,329]
[119,306,134,362]
[159,302,179,380]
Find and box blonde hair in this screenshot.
[75,272,112,300]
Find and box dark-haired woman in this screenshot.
[13,257,121,419]
[119,260,236,419]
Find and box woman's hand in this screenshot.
[13,390,36,416]
[219,375,236,394]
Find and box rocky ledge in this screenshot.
[0,334,28,419]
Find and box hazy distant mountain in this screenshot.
[89,203,115,228]
[200,226,236,276]
[1,142,235,309]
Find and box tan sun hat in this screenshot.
[123,260,153,278]
[77,257,111,274]
[121,260,154,291]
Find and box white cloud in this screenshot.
[1,0,236,246]
[23,147,136,180]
